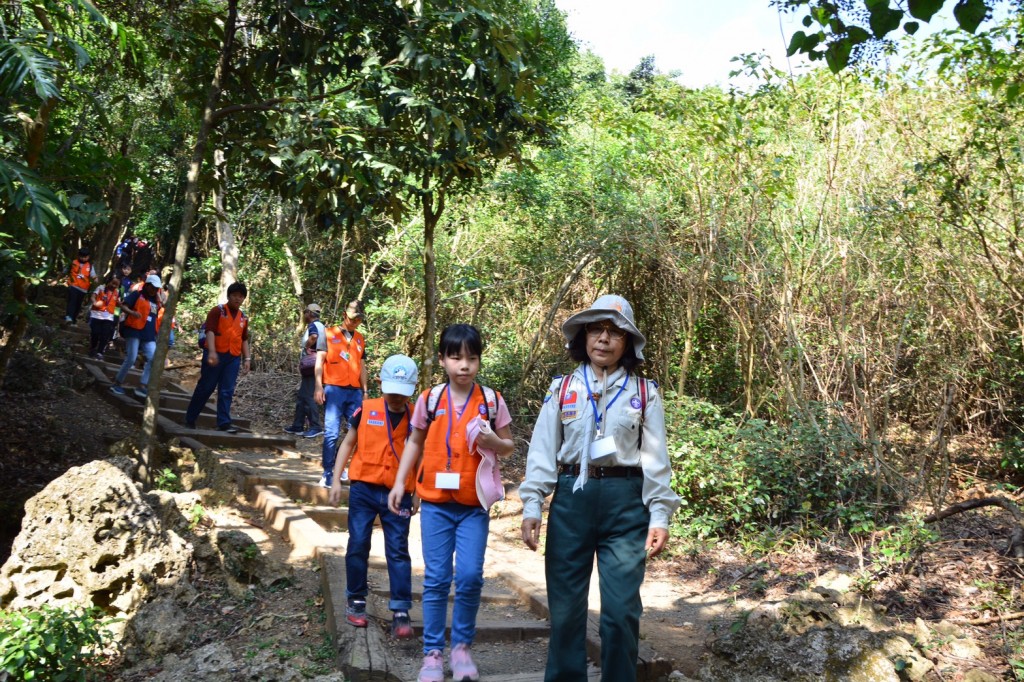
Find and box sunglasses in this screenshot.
[585,322,627,340]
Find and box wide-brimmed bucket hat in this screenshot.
[561,294,646,360]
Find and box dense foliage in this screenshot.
[4,2,1024,540]
[0,605,114,680]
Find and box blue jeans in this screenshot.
[543,474,650,682]
[346,481,413,611]
[322,385,362,475]
[291,374,322,430]
[419,500,489,653]
[185,349,241,428]
[115,336,155,387]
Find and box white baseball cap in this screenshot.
[380,354,418,396]
[145,274,163,288]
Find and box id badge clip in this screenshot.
[435,472,461,490]
[588,436,617,466]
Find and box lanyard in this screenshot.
[384,407,407,463]
[443,383,476,471]
[582,365,628,436]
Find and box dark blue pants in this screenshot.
[544,474,650,682]
[345,481,413,611]
[66,287,87,322]
[185,349,241,428]
[290,374,322,430]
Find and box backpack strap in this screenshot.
[426,383,499,431]
[557,374,573,412]
[480,385,499,431]
[424,384,448,427]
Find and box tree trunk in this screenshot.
[139,0,238,483]
[420,179,445,389]
[96,180,133,277]
[213,149,238,301]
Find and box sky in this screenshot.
[554,0,808,88]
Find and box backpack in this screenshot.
[198,304,246,349]
[555,372,651,446]
[425,383,499,431]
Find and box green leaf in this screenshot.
[787,31,807,57]
[908,0,944,21]
[825,38,852,73]
[847,26,872,44]
[868,7,904,37]
[0,40,61,100]
[904,20,920,34]
[953,0,987,33]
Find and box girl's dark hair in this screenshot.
[438,324,483,357]
[567,328,643,374]
[105,274,121,286]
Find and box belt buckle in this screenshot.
[591,466,603,479]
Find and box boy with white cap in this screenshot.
[328,354,419,640]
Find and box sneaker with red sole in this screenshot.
[418,649,444,682]
[450,643,479,682]
[391,611,413,639]
[346,599,367,628]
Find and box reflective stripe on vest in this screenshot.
[322,327,364,387]
[349,397,416,490]
[415,384,488,507]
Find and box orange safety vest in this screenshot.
[212,305,247,356]
[416,383,490,507]
[92,288,119,315]
[322,326,364,387]
[67,260,92,290]
[349,398,417,490]
[122,294,154,331]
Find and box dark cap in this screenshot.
[345,300,365,321]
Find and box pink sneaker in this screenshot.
[450,643,480,682]
[418,649,444,682]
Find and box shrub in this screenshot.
[666,395,879,542]
[0,604,115,681]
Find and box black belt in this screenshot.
[558,464,642,479]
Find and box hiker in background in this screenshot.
[285,303,327,438]
[65,247,97,324]
[328,354,420,640]
[519,294,680,682]
[314,299,368,488]
[88,275,120,359]
[386,324,515,682]
[109,274,162,399]
[184,281,251,433]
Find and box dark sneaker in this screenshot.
[346,599,367,628]
[391,611,413,639]
[318,472,332,489]
[302,427,324,439]
[217,424,239,434]
[450,643,479,682]
[109,385,126,395]
[283,425,303,434]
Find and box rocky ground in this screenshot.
[1,314,1022,681]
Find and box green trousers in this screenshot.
[544,472,650,682]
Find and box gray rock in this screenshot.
[0,458,193,655]
[216,529,294,588]
[131,598,187,657]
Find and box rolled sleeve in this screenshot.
[519,381,563,521]
[638,389,681,530]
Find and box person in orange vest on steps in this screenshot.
[109,274,162,399]
[185,281,251,433]
[88,275,121,359]
[327,354,419,641]
[314,299,368,488]
[65,247,97,324]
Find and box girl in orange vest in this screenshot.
[88,275,121,358]
[387,324,515,682]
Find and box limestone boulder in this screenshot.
[0,457,193,656]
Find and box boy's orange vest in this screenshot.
[122,294,154,331]
[349,398,416,490]
[416,384,489,507]
[67,260,92,290]
[92,288,119,315]
[322,327,364,387]
[211,306,247,356]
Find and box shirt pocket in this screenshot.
[610,408,643,458]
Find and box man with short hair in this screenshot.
[65,247,97,324]
[314,299,368,488]
[185,282,251,433]
[285,303,327,438]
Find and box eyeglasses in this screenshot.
[585,323,627,340]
